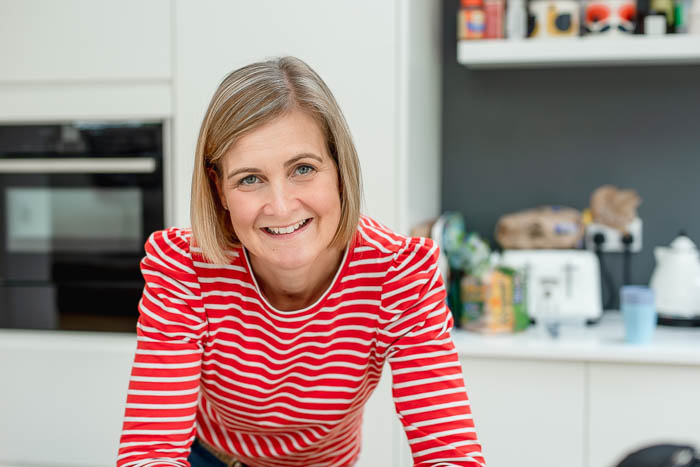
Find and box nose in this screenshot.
[262,180,300,217]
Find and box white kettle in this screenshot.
[650,234,700,322]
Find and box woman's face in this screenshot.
[217,110,342,271]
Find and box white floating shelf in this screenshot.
[458,35,700,68]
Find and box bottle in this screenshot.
[635,0,651,32]
[651,0,676,31]
[674,0,693,32]
[458,0,487,39]
[485,0,506,38]
[506,0,528,38]
[691,0,700,33]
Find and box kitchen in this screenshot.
[1,1,699,466]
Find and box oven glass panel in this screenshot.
[6,187,143,254]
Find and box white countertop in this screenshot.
[452,312,700,366]
[1,312,699,366]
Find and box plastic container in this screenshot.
[645,13,668,33]
[690,0,700,33]
[674,0,693,33]
[651,0,675,31]
[485,0,506,38]
[506,0,528,38]
[458,0,486,39]
[620,286,657,344]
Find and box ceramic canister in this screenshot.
[583,0,637,35]
[529,0,580,38]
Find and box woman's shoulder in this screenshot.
[142,227,197,276]
[355,215,438,270]
[144,227,244,273]
[145,227,194,259]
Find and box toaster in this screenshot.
[500,249,603,322]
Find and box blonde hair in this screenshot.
[191,56,362,265]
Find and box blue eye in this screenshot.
[240,175,259,185]
[295,164,315,175]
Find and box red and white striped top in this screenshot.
[117,216,484,467]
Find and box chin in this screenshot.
[259,248,313,270]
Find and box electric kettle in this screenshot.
[649,233,700,326]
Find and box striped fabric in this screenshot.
[117,216,484,467]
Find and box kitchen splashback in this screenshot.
[440,0,700,308]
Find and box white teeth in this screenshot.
[265,219,308,235]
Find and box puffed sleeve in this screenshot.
[379,237,486,467]
[117,228,207,467]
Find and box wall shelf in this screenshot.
[457,35,700,68]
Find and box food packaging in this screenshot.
[461,266,530,334]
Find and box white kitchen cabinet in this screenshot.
[172,0,442,234]
[0,83,172,122]
[0,0,171,83]
[357,365,406,467]
[451,316,700,467]
[0,331,135,467]
[588,363,700,467]
[0,0,173,122]
[459,357,587,467]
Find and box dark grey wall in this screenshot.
[441,0,700,299]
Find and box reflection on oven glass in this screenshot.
[0,121,164,332]
[7,187,142,254]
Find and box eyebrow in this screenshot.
[226,153,324,180]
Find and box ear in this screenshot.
[208,167,228,210]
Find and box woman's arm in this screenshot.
[117,229,207,467]
[380,237,485,467]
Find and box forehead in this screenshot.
[222,110,329,168]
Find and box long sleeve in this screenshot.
[117,229,207,467]
[380,237,485,467]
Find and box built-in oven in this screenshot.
[0,122,164,332]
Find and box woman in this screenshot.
[117,57,485,467]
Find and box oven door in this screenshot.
[0,158,163,331]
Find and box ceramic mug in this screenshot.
[528,0,580,38]
[620,286,657,344]
[583,0,636,35]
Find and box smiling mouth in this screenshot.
[262,218,311,235]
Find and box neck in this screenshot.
[248,246,345,311]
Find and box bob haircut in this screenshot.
[190,56,363,265]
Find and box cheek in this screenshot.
[225,192,259,233]
[307,179,341,218]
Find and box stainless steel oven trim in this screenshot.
[0,158,156,174]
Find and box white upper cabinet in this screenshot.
[0,0,171,83]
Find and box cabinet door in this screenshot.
[357,364,403,467]
[460,357,586,467]
[589,363,700,467]
[0,333,136,466]
[0,0,171,82]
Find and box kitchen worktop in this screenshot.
[452,311,700,365]
[2,311,699,365]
